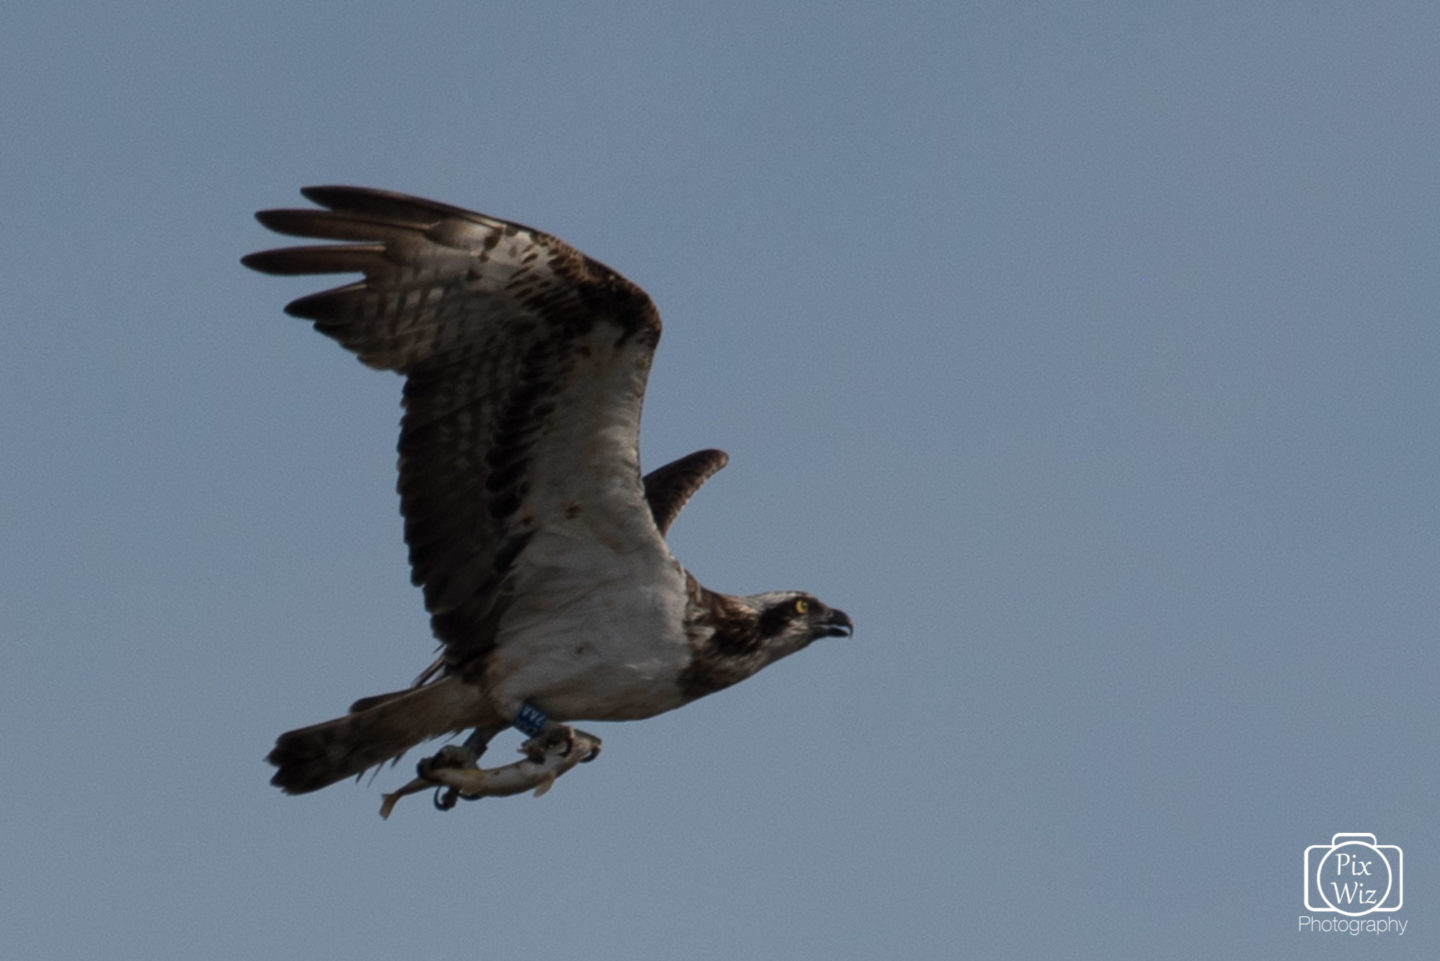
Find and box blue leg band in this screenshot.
[512,701,549,738]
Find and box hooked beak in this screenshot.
[819,607,854,638]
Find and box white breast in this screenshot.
[483,525,693,722]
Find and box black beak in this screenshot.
[819,607,854,638]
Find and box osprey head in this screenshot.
[739,590,854,673]
[679,587,852,700]
[752,591,854,647]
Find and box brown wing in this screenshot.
[243,186,665,663]
[643,449,729,536]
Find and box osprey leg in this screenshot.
[462,726,497,759]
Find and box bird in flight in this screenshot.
[243,187,852,812]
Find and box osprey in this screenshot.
[243,187,852,809]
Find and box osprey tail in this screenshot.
[267,677,493,794]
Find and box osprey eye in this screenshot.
[793,598,809,615]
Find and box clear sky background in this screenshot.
[3,3,1436,958]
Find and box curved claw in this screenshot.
[433,786,459,811]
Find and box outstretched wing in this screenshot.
[243,186,665,664]
[644,449,729,536]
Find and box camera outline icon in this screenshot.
[1303,833,1403,916]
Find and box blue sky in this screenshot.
[3,2,1437,958]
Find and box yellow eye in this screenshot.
[793,598,810,614]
